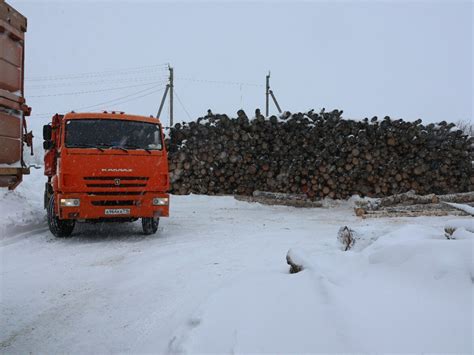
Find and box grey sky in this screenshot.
[10,0,473,131]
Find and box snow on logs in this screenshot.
[167,109,473,199]
[355,191,474,217]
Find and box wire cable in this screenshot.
[176,77,263,87]
[27,75,169,90]
[29,80,168,98]
[34,84,165,118]
[174,89,193,121]
[87,87,165,112]
[68,85,163,111]
[27,63,170,82]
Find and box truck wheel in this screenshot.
[44,183,52,209]
[142,217,159,235]
[44,187,48,210]
[47,196,75,238]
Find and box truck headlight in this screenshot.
[152,197,169,206]
[60,198,80,207]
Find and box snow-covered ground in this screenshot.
[0,169,473,354]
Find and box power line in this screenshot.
[27,63,170,82]
[87,88,165,111]
[174,88,193,121]
[29,80,168,98]
[27,76,169,90]
[27,68,168,83]
[35,84,165,118]
[67,84,164,111]
[175,77,263,87]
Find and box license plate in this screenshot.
[105,208,130,215]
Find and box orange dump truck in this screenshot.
[43,112,170,237]
[0,0,32,189]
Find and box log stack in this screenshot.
[354,191,474,217]
[167,109,473,199]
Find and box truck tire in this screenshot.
[44,183,53,210]
[142,217,159,235]
[44,188,48,210]
[47,196,75,238]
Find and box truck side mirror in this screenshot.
[43,140,54,150]
[43,125,52,141]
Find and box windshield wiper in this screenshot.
[110,146,128,153]
[68,144,104,152]
[123,144,152,154]
[96,143,129,153]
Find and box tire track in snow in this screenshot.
[164,231,291,354]
[282,247,365,352]
[131,233,272,353]
[0,226,49,247]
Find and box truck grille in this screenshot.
[83,177,150,207]
[91,200,136,206]
[87,191,144,196]
[84,176,148,188]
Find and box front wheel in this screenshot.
[142,217,159,235]
[47,196,75,238]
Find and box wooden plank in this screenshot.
[0,112,20,138]
[0,135,21,163]
[0,93,22,111]
[0,1,27,33]
[0,32,21,66]
[0,57,20,92]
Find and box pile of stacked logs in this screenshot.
[354,191,474,217]
[167,109,473,199]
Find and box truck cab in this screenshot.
[43,112,169,237]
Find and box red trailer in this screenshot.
[0,0,32,189]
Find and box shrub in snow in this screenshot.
[444,227,456,240]
[286,249,306,274]
[337,226,358,251]
[444,219,474,239]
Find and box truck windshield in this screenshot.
[65,119,163,151]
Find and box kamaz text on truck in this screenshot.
[43,111,169,237]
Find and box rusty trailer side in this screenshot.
[0,0,31,189]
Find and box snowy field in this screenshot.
[0,169,473,354]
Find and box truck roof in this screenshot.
[62,112,162,124]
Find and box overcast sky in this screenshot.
[10,0,473,131]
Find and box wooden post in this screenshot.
[269,90,282,114]
[157,84,169,119]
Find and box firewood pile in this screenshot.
[167,109,473,199]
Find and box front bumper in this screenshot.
[56,192,169,220]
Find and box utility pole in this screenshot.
[169,65,174,127]
[156,65,175,127]
[265,71,270,117]
[265,71,282,116]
